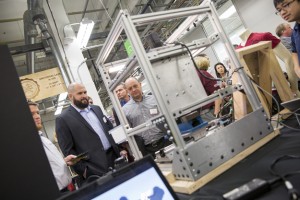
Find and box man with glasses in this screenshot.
[274,0,300,78]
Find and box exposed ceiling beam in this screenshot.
[0,18,23,23]
[67,8,108,15]
[9,42,44,55]
[0,9,110,24]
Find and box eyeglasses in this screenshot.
[275,0,295,15]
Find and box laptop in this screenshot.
[281,98,300,112]
[58,155,179,200]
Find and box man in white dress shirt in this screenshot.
[28,100,76,192]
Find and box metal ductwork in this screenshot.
[23,0,71,85]
[33,14,71,86]
[23,0,44,74]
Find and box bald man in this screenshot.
[55,82,126,181]
[122,77,171,157]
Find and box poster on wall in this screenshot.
[20,67,66,101]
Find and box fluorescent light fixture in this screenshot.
[54,92,68,115]
[220,5,236,20]
[108,64,125,73]
[76,18,95,48]
[54,106,63,116]
[58,92,68,102]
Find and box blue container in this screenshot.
[177,116,208,135]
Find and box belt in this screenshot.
[146,137,164,148]
[60,186,69,193]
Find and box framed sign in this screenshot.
[20,67,66,101]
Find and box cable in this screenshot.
[269,155,300,200]
[172,41,221,81]
[246,72,300,130]
[246,74,281,128]
[277,120,300,131]
[273,107,300,131]
[247,75,275,115]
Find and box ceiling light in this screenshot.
[220,5,236,20]
[76,18,95,48]
[54,106,63,116]
[58,92,68,102]
[108,64,125,73]
[54,92,68,115]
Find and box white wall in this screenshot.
[180,25,220,75]
[233,0,296,72]
[233,0,290,35]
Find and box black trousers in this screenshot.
[135,136,172,158]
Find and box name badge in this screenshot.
[150,108,158,115]
[103,117,107,123]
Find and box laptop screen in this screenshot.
[59,155,178,200]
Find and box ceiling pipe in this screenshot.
[23,0,44,74]
[81,0,90,20]
[33,14,71,86]
[139,0,155,14]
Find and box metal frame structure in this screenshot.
[95,0,273,181]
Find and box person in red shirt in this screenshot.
[237,30,280,49]
[194,56,221,118]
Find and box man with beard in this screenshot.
[28,100,76,193]
[55,82,126,181]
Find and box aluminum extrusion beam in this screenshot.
[131,5,211,26]
[208,2,261,109]
[95,11,124,65]
[175,84,242,117]
[121,10,186,149]
[172,108,273,181]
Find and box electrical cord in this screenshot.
[223,156,300,200]
[171,42,221,81]
[247,75,275,116]
[270,119,300,131]
[271,108,300,131]
[246,74,281,128]
[269,155,300,200]
[247,72,300,130]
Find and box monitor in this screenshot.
[58,155,179,200]
[281,98,300,112]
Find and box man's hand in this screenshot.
[64,154,77,166]
[120,150,128,159]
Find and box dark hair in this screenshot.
[273,0,300,7]
[214,62,228,78]
[273,0,284,7]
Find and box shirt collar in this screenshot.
[72,104,91,113]
[38,131,43,136]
